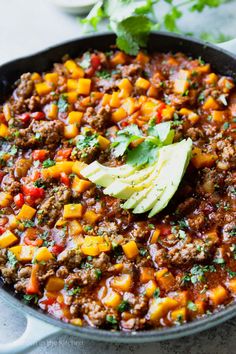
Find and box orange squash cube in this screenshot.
[122,241,139,259]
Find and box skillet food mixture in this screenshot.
[0,50,235,331]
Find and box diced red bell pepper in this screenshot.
[60,172,70,187]
[0,113,6,124]
[14,193,25,208]
[0,171,5,183]
[41,297,56,306]
[91,54,101,70]
[31,111,45,120]
[32,149,48,162]
[22,185,45,199]
[56,148,72,161]
[0,227,6,235]
[18,113,31,124]
[156,102,166,123]
[51,244,65,256]
[30,170,41,182]
[26,264,40,295]
[160,224,171,236]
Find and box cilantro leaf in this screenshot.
[7,251,18,268]
[76,133,99,150]
[127,140,158,167]
[81,0,104,30]
[42,159,56,168]
[148,122,174,144]
[112,124,142,157]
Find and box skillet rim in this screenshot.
[0,31,236,342]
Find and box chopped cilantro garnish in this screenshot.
[68,287,81,296]
[22,220,35,228]
[106,315,118,326]
[94,269,102,280]
[23,294,39,304]
[76,132,99,150]
[118,300,130,312]
[153,288,160,299]
[42,159,56,168]
[96,70,111,79]
[187,301,197,311]
[7,250,18,268]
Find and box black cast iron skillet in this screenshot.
[0,32,236,353]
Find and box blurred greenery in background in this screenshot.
[80,0,233,54]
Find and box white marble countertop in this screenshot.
[1,0,236,353]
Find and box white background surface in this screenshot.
[1,0,236,353]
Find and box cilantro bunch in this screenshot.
[81,0,226,55]
[111,121,174,167]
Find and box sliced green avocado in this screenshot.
[119,163,155,185]
[122,186,152,209]
[103,155,163,199]
[88,170,115,187]
[148,138,192,217]
[81,160,137,180]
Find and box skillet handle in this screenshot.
[217,39,236,55]
[0,314,62,354]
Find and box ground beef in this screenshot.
[15,73,34,99]
[74,145,100,164]
[1,174,21,195]
[14,120,64,149]
[58,249,82,269]
[176,197,198,215]
[81,299,108,327]
[91,253,110,272]
[168,236,216,266]
[120,64,142,77]
[37,185,71,226]
[83,106,111,131]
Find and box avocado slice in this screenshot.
[88,170,115,187]
[81,160,136,179]
[122,186,152,209]
[148,138,192,217]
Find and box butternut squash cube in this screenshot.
[111,52,126,66]
[77,79,91,95]
[110,92,121,108]
[97,135,110,150]
[101,93,111,106]
[68,111,83,124]
[83,210,100,224]
[65,91,78,104]
[63,204,83,219]
[202,96,219,110]
[191,147,218,169]
[0,230,18,248]
[171,307,187,323]
[155,268,176,292]
[35,82,52,96]
[145,280,158,297]
[135,77,150,90]
[42,162,74,179]
[46,276,64,292]
[111,274,132,292]
[112,107,127,122]
[122,240,139,259]
[103,290,122,308]
[212,110,226,123]
[64,60,84,79]
[9,245,35,262]
[67,79,78,91]
[70,318,83,326]
[207,285,228,306]
[140,267,155,283]
[34,247,54,262]
[72,177,92,194]
[31,72,41,82]
[64,124,79,139]
[136,52,149,65]
[0,192,13,207]
[47,103,58,120]
[161,106,175,121]
[227,278,236,295]
[118,78,133,98]
[17,204,36,220]
[0,123,10,138]
[148,297,178,322]
[44,73,58,86]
